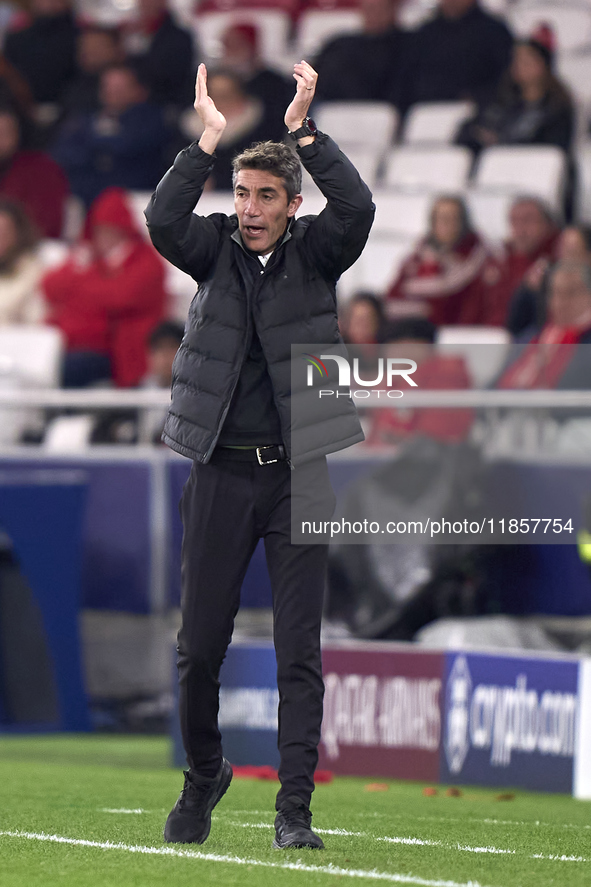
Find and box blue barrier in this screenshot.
[0,470,90,731]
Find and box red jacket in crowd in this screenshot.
[385,231,490,326]
[470,232,558,326]
[0,149,69,238]
[43,188,167,387]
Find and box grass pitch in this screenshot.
[0,735,590,887]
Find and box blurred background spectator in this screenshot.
[0,197,43,324]
[0,104,68,237]
[42,187,166,388]
[398,0,513,113]
[474,196,558,326]
[179,69,285,190]
[340,290,387,346]
[497,261,591,390]
[220,23,292,133]
[60,25,123,119]
[4,0,77,118]
[314,0,407,105]
[121,0,196,111]
[508,224,591,338]
[385,195,490,324]
[457,28,574,156]
[51,63,172,206]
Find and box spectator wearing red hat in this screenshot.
[457,26,574,155]
[220,23,292,133]
[0,104,68,238]
[42,187,167,387]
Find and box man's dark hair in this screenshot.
[148,321,185,349]
[232,141,302,202]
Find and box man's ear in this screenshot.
[287,194,303,218]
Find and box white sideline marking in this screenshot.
[226,820,587,862]
[357,812,591,832]
[99,809,148,815]
[0,830,491,887]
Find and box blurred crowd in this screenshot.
[0,0,588,443]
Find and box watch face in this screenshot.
[306,118,318,135]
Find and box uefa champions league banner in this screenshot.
[172,640,591,797]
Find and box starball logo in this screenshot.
[303,353,418,399]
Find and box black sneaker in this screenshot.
[164,758,233,844]
[273,798,324,849]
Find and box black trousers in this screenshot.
[176,448,334,809]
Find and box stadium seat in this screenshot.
[44,414,95,451]
[465,190,514,243]
[402,101,476,145]
[0,326,64,389]
[337,233,415,300]
[436,325,511,388]
[575,143,591,223]
[509,3,591,54]
[0,326,65,444]
[470,145,567,214]
[557,52,591,105]
[383,145,472,192]
[315,102,398,151]
[194,9,292,71]
[294,9,363,63]
[372,190,433,238]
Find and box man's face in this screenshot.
[509,201,552,255]
[548,268,591,327]
[234,169,302,255]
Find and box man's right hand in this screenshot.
[194,63,226,155]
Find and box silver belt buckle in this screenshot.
[256,446,278,466]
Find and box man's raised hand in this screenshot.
[285,60,318,138]
[194,63,226,155]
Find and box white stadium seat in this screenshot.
[383,145,472,192]
[575,144,591,223]
[337,234,415,300]
[470,145,567,214]
[0,326,64,389]
[402,101,476,145]
[315,102,398,152]
[557,52,591,105]
[0,326,65,444]
[465,190,515,243]
[295,10,363,63]
[509,3,591,53]
[372,190,433,238]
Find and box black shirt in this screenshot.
[217,239,282,446]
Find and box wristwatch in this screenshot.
[287,117,318,141]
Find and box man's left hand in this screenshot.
[285,60,318,142]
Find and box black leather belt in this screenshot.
[215,445,287,465]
